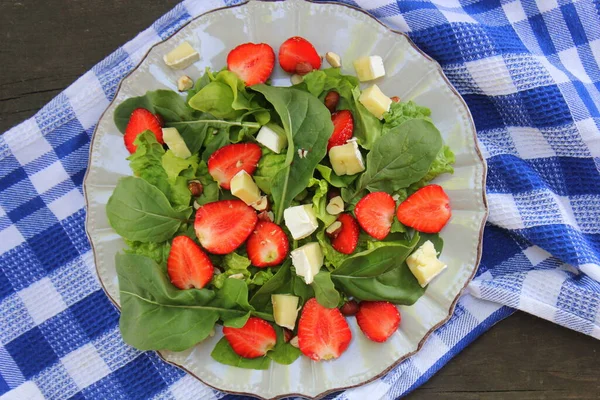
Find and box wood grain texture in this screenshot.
[1,1,599,398]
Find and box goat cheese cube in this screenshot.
[406,240,447,287]
[290,243,324,284]
[230,170,262,205]
[359,84,392,119]
[256,124,287,154]
[353,56,386,82]
[284,204,318,240]
[329,140,365,176]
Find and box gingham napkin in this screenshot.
[1,0,599,399]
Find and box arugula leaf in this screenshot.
[267,326,301,365]
[114,90,195,132]
[251,85,333,223]
[116,253,220,351]
[214,278,257,327]
[382,100,432,135]
[107,177,192,242]
[331,234,424,304]
[211,337,271,370]
[353,119,442,197]
[311,270,340,308]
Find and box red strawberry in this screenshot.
[227,43,275,86]
[396,184,451,233]
[223,317,277,358]
[278,36,322,74]
[328,110,354,151]
[356,301,400,343]
[329,213,359,255]
[354,192,396,240]
[194,200,258,254]
[123,108,163,153]
[207,143,262,190]
[246,221,289,267]
[298,298,352,361]
[167,236,214,290]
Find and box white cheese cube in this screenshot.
[353,56,386,82]
[290,243,324,284]
[256,124,287,154]
[162,127,191,159]
[163,41,199,70]
[284,204,319,240]
[328,141,365,176]
[271,294,300,330]
[230,170,262,205]
[406,240,447,287]
[359,84,392,119]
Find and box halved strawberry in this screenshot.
[207,143,262,190]
[123,108,163,153]
[354,192,396,240]
[227,43,275,86]
[329,213,359,255]
[396,184,451,233]
[297,298,352,361]
[223,317,277,358]
[278,36,322,74]
[328,110,354,151]
[246,221,289,267]
[356,301,400,343]
[167,236,214,290]
[194,200,258,254]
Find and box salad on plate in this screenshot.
[106,36,456,369]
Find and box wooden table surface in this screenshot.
[1,1,599,399]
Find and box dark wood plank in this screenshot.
[2,1,600,399]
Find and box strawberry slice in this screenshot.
[329,213,359,255]
[278,36,322,74]
[328,110,354,151]
[246,221,289,267]
[167,236,214,290]
[194,200,258,254]
[354,192,396,240]
[223,317,277,358]
[298,298,352,361]
[227,43,275,86]
[207,143,262,190]
[356,301,400,343]
[123,108,163,153]
[396,184,451,233]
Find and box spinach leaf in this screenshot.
[408,145,456,192]
[189,81,238,119]
[254,149,286,194]
[331,234,425,304]
[168,119,260,155]
[315,164,357,188]
[249,261,292,311]
[267,326,301,365]
[201,126,231,161]
[186,68,215,102]
[251,85,333,223]
[114,90,195,132]
[291,273,314,305]
[311,270,340,308]
[116,253,220,351]
[353,119,442,198]
[349,86,383,150]
[107,177,192,242]
[211,337,271,370]
[297,68,359,102]
[415,232,444,253]
[214,278,258,327]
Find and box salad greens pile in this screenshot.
[106,66,455,368]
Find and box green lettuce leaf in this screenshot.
[382,100,432,135]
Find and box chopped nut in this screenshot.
[193,200,201,210]
[257,210,274,222]
[324,91,340,113]
[229,273,245,280]
[392,194,400,202]
[267,211,275,221]
[340,300,359,316]
[177,75,194,92]
[391,96,400,103]
[289,336,299,348]
[326,196,344,215]
[297,148,308,159]
[252,196,269,211]
[188,180,203,197]
[290,74,304,85]
[325,52,342,68]
[325,221,342,236]
[295,61,314,76]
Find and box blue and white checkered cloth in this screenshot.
[1,0,599,398]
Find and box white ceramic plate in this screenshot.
[84,1,487,398]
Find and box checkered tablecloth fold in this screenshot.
[1,0,600,399]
